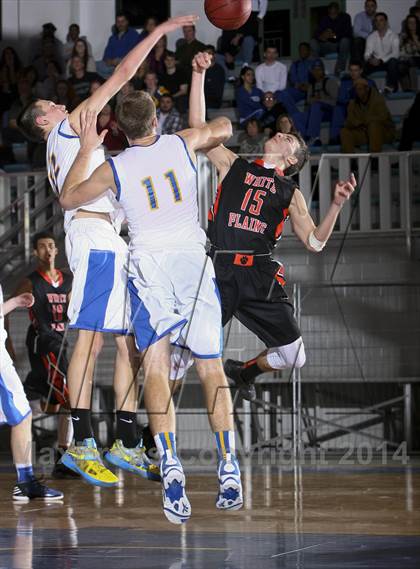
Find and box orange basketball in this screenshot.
[204,0,252,30]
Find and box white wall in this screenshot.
[346,0,413,33]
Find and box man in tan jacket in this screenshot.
[340,79,395,152]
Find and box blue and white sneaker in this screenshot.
[216,453,243,510]
[160,453,191,524]
[13,478,64,502]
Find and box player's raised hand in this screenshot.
[192,52,212,74]
[79,108,107,153]
[14,293,35,309]
[333,173,357,207]
[159,14,199,34]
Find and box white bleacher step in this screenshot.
[208,107,238,123]
[222,82,235,102]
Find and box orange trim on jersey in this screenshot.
[275,207,289,239]
[212,182,223,217]
[37,269,64,288]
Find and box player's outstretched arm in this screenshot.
[289,174,356,252]
[69,14,198,133]
[60,110,116,210]
[189,52,237,182]
[1,293,34,317]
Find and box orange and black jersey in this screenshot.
[27,270,72,336]
[207,158,298,254]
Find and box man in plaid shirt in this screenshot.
[156,94,184,134]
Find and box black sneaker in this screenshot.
[52,460,81,479]
[224,359,257,402]
[13,478,64,502]
[141,425,159,463]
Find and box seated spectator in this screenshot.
[147,35,167,76]
[63,23,93,63]
[399,92,420,150]
[32,39,60,81]
[143,71,169,107]
[0,47,22,97]
[217,30,244,76]
[276,113,296,135]
[139,17,158,42]
[2,78,35,157]
[238,118,268,158]
[203,45,225,109]
[340,79,395,152]
[259,91,287,135]
[330,60,376,142]
[39,60,62,100]
[21,66,41,98]
[303,60,338,145]
[97,104,127,152]
[53,79,79,111]
[364,12,399,92]
[175,25,206,75]
[68,55,100,101]
[132,60,149,90]
[159,50,188,111]
[284,42,314,103]
[399,14,420,90]
[89,77,105,96]
[237,0,268,64]
[97,12,140,78]
[352,0,377,62]
[116,79,136,106]
[255,46,287,93]
[236,66,264,124]
[310,2,352,75]
[156,94,184,134]
[66,38,96,76]
[31,22,64,68]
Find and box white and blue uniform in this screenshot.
[0,285,32,426]
[108,134,223,358]
[47,118,129,333]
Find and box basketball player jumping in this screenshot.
[59,97,243,524]
[188,52,356,400]
[17,15,197,486]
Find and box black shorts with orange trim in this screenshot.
[24,325,69,406]
[210,252,301,348]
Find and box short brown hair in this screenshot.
[116,91,156,140]
[17,100,46,142]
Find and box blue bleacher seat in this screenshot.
[3,163,31,173]
[324,53,338,60]
[385,91,416,100]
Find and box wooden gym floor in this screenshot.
[0,458,419,568]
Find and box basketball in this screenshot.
[204,0,252,30]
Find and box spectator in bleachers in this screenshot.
[340,78,395,152]
[97,103,127,152]
[32,39,61,81]
[399,92,420,150]
[138,17,158,42]
[238,118,268,157]
[53,79,79,112]
[21,66,41,98]
[364,12,399,93]
[217,31,244,77]
[68,55,100,101]
[143,71,169,107]
[31,23,64,66]
[283,42,314,103]
[399,15,420,91]
[38,60,62,100]
[276,113,296,135]
[156,93,184,134]
[303,60,338,145]
[159,50,188,111]
[63,23,93,63]
[97,12,140,78]
[310,2,352,75]
[147,35,167,76]
[259,91,288,135]
[131,60,149,90]
[116,79,136,106]
[330,60,376,143]
[2,78,35,152]
[66,38,96,76]
[203,45,225,109]
[352,0,377,63]
[89,77,105,96]
[175,25,206,76]
[0,47,22,98]
[255,46,287,94]
[239,0,268,63]
[236,66,264,124]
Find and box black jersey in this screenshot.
[207,158,297,254]
[27,270,72,336]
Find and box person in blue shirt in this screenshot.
[97,12,140,78]
[285,42,314,103]
[236,66,264,125]
[352,0,377,62]
[330,60,376,143]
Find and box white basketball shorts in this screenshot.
[0,346,31,426]
[65,218,130,334]
[128,249,223,358]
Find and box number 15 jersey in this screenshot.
[107,134,206,255]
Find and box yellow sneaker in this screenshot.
[61,438,119,487]
[104,439,161,482]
